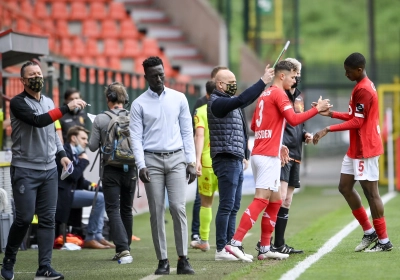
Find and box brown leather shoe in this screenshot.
[98,239,116,248]
[83,239,110,249]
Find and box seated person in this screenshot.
[55,125,114,249]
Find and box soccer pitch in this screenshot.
[7,185,400,280]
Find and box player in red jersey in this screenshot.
[313,52,392,252]
[224,60,331,261]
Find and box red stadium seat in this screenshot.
[103,39,121,57]
[72,37,86,57]
[101,19,119,39]
[119,19,140,40]
[82,20,100,38]
[34,1,49,19]
[60,38,73,56]
[16,19,29,33]
[121,39,141,58]
[89,2,107,20]
[55,20,70,37]
[109,57,121,70]
[141,38,161,57]
[108,2,128,20]
[51,2,69,20]
[95,56,107,68]
[86,39,100,56]
[70,2,88,20]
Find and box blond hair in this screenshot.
[284,58,302,72]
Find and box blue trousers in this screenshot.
[212,156,243,251]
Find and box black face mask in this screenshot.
[292,76,301,88]
[26,76,44,92]
[224,83,237,96]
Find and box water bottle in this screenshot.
[118,255,133,264]
[5,148,12,162]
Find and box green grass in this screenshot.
[10,185,400,280]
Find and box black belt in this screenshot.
[144,149,182,156]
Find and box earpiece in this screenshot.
[106,83,129,104]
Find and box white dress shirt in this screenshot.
[130,87,195,170]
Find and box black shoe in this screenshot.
[155,259,170,275]
[34,265,64,279]
[272,244,304,254]
[255,237,273,252]
[177,257,195,275]
[354,231,378,252]
[1,257,15,280]
[365,241,393,252]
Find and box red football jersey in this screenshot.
[251,86,318,157]
[330,77,383,159]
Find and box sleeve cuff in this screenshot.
[57,150,67,158]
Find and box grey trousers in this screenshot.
[144,150,188,260]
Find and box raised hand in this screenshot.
[314,96,333,112]
[261,64,275,84]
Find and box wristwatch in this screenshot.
[187,162,196,167]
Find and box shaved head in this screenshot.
[215,69,237,95]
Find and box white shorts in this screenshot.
[340,154,379,181]
[251,155,281,192]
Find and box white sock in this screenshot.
[259,245,270,254]
[379,238,389,244]
[364,228,375,235]
[230,239,242,246]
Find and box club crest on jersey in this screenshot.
[356,103,364,113]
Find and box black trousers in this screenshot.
[102,165,136,253]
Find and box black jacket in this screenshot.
[208,79,266,160]
[282,88,307,161]
[55,143,91,224]
[59,110,87,143]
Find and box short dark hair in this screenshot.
[211,66,228,79]
[66,125,90,143]
[20,61,40,77]
[275,60,297,74]
[64,88,80,100]
[142,56,164,73]
[344,52,366,69]
[205,80,216,95]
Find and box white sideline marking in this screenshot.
[140,268,177,280]
[280,192,397,280]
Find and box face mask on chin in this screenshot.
[26,76,44,92]
[291,76,301,89]
[72,137,85,155]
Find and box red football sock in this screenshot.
[260,200,282,246]
[352,207,373,231]
[232,198,269,242]
[373,217,388,240]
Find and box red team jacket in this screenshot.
[330,77,383,159]
[251,85,318,157]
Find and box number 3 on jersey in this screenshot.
[256,100,264,127]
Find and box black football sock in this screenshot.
[274,207,289,247]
